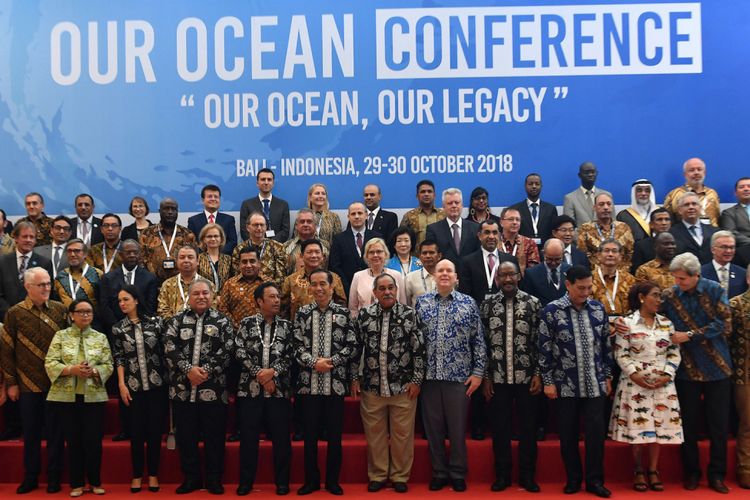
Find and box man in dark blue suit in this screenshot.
[187,184,238,254]
[329,202,381,294]
[239,168,290,243]
[425,188,479,271]
[701,231,748,299]
[508,173,558,248]
[669,192,717,264]
[522,238,571,307]
[550,215,590,269]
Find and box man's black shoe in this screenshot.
[16,480,38,494]
[236,484,252,496]
[709,479,730,494]
[276,485,290,495]
[296,484,319,496]
[585,484,611,498]
[112,431,130,442]
[367,481,385,492]
[206,481,224,495]
[520,479,541,493]
[683,476,699,491]
[392,482,408,493]
[536,428,546,441]
[227,432,240,443]
[46,481,62,494]
[564,482,581,494]
[175,480,202,494]
[428,478,448,491]
[452,479,467,492]
[470,431,485,441]
[490,478,509,492]
[325,484,343,495]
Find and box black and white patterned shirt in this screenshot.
[293,301,359,396]
[111,316,166,393]
[164,308,234,403]
[352,302,426,396]
[234,314,293,398]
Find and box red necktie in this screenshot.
[208,213,215,224]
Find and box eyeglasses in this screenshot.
[67,248,84,254]
[715,245,736,251]
[29,282,52,288]
[502,217,521,222]
[101,223,120,229]
[52,225,71,232]
[72,310,93,316]
[556,227,575,233]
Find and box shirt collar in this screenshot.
[526,198,540,207]
[681,219,701,230]
[446,217,462,230]
[259,193,273,203]
[481,247,498,260]
[713,260,729,273]
[368,206,380,217]
[204,209,218,220]
[675,277,710,297]
[580,186,596,195]
[16,249,32,259]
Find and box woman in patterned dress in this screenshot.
[197,223,234,296]
[112,285,167,493]
[608,281,683,491]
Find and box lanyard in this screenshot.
[529,202,539,237]
[159,227,178,256]
[68,264,90,298]
[177,275,193,309]
[420,268,435,294]
[597,267,619,313]
[209,259,220,290]
[102,245,118,273]
[501,238,518,257]
[595,223,615,240]
[485,253,499,288]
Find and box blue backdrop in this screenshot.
[0,0,746,215]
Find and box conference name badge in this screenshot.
[162,259,176,270]
[266,230,276,238]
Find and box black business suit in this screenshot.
[701,262,748,299]
[521,262,571,307]
[425,218,480,271]
[631,236,656,273]
[366,208,398,243]
[458,250,519,306]
[69,217,103,246]
[239,196,290,243]
[670,222,717,264]
[120,220,153,243]
[329,228,381,294]
[561,244,590,269]
[187,212,238,254]
[509,199,558,245]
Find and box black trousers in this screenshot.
[556,396,606,487]
[489,384,539,482]
[128,389,166,478]
[299,395,344,487]
[172,401,227,484]
[2,398,21,434]
[470,390,486,435]
[677,378,731,480]
[18,392,64,483]
[238,397,291,487]
[56,397,105,489]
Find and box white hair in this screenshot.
[441,188,463,204]
[669,252,701,276]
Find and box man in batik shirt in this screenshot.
[577,193,635,271]
[400,180,445,246]
[352,273,425,493]
[480,260,542,493]
[498,207,540,276]
[87,213,123,274]
[164,279,234,495]
[232,213,286,284]
[218,245,266,327]
[234,283,292,496]
[157,245,205,319]
[590,239,636,321]
[538,265,613,498]
[634,232,677,290]
[140,198,196,282]
[283,209,330,274]
[54,238,102,310]
[415,259,486,493]
[293,269,359,496]
[663,157,721,226]
[730,268,750,489]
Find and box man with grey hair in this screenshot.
[661,252,732,493]
[165,278,234,495]
[669,191,718,264]
[352,273,425,493]
[701,231,747,299]
[426,188,479,269]
[664,157,721,226]
[1,267,67,493]
[729,266,750,489]
[283,208,330,274]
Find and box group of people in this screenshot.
[0,158,749,497]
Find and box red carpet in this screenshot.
[0,397,741,490]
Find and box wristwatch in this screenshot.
[686,330,695,339]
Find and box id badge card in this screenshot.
[162,259,176,270]
[266,229,276,238]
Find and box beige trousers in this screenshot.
[360,391,417,482]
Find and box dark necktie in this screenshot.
[551,267,559,286]
[18,255,28,281]
[53,246,62,272]
[356,232,363,253]
[81,220,89,240]
[689,225,699,243]
[262,199,271,220]
[367,212,374,231]
[125,270,133,284]
[531,202,538,220]
[452,223,461,253]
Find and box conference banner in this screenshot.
[0,0,746,215]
